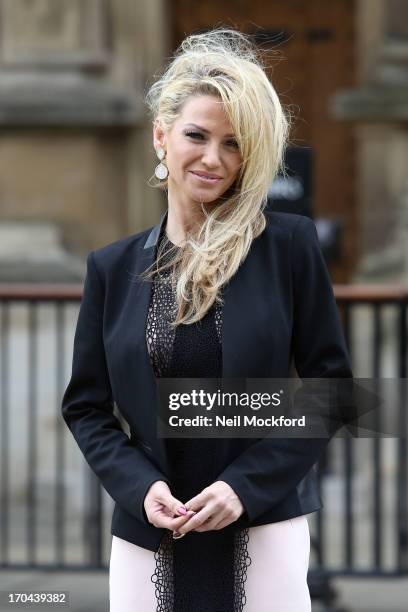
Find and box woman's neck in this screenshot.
[165,200,205,247]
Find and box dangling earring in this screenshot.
[155,146,168,180]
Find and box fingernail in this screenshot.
[172,531,185,539]
[176,506,187,515]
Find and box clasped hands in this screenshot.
[144,480,244,537]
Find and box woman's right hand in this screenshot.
[144,480,196,531]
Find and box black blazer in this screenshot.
[61,209,352,552]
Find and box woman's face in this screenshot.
[153,95,243,207]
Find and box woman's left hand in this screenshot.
[176,480,245,535]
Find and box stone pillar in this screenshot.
[0,0,170,255]
[330,0,408,283]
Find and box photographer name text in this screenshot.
[167,415,306,427]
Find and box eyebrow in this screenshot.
[183,123,236,138]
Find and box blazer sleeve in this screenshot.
[61,250,170,525]
[215,215,353,522]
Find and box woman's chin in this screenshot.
[189,190,222,205]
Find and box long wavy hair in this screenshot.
[141,28,291,326]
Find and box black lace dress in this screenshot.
[145,229,252,612]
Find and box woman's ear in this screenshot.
[153,118,166,152]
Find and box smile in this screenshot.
[190,171,222,183]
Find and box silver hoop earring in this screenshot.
[155,147,168,180]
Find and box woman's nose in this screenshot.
[201,143,222,167]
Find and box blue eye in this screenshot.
[227,140,239,149]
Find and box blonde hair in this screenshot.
[142,27,291,326]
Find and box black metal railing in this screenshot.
[0,284,407,608]
[309,286,408,610]
[334,286,408,574]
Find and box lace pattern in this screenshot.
[234,528,252,611]
[151,531,174,611]
[146,235,222,378]
[147,229,251,611]
[151,526,251,612]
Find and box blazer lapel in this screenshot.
[138,208,258,380]
[124,210,169,471]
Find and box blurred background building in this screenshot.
[0,0,406,285]
[0,2,407,611]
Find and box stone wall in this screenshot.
[0,0,169,263]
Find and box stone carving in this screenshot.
[0,0,107,66]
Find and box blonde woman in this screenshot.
[62,28,352,611]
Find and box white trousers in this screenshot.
[109,515,311,612]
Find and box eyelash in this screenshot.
[185,131,239,149]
